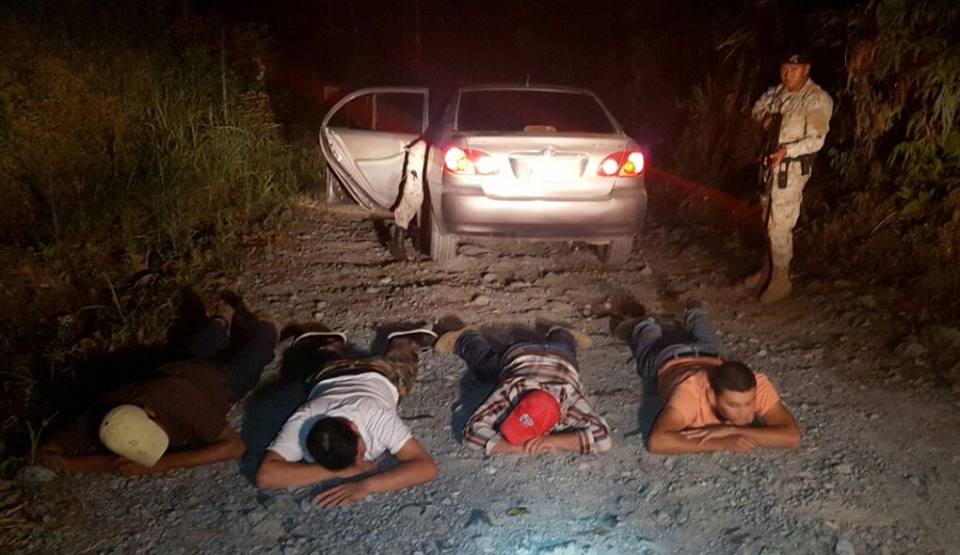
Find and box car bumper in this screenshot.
[439,184,647,240]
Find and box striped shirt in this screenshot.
[462,344,612,455]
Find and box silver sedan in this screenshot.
[320,84,646,264]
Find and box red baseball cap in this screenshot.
[500,390,561,445]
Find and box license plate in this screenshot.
[528,161,576,182]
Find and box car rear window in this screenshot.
[456,90,616,134]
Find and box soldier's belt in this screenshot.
[785,153,815,175]
[769,153,815,190]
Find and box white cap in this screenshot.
[98,405,169,467]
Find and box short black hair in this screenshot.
[305,417,358,470]
[708,361,757,394]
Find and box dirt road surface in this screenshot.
[23,204,960,554]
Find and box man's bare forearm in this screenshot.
[489,437,524,455]
[548,432,584,454]
[648,431,730,454]
[736,425,801,449]
[256,456,337,490]
[148,433,246,474]
[359,458,437,495]
[60,453,120,473]
[39,443,117,474]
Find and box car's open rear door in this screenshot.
[319,87,429,211]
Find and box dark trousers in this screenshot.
[454,329,579,383]
[183,319,278,403]
[305,336,422,397]
[631,307,726,383]
[239,334,420,483]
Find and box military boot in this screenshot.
[760,267,792,304]
[743,257,771,289]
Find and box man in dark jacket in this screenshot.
[38,295,278,476]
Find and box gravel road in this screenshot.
[21,203,960,554]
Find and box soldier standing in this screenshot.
[746,50,833,304]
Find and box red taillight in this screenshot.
[443,147,498,175]
[598,150,645,176]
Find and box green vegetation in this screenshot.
[0,0,321,489]
[0,2,300,263]
[656,0,960,320]
[814,0,960,310]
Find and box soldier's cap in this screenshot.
[781,50,812,65]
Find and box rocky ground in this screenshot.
[18,202,960,554]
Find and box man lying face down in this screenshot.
[612,299,801,454]
[435,317,612,456]
[39,297,277,476]
[255,327,438,508]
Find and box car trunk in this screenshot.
[460,134,630,199]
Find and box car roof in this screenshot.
[456,83,597,96]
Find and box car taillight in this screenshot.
[598,150,645,176]
[443,147,498,175]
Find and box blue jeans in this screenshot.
[455,329,579,383]
[182,319,278,403]
[631,308,726,383]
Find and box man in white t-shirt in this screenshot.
[255,327,438,508]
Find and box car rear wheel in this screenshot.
[602,237,633,265]
[428,211,458,262]
[419,200,457,262]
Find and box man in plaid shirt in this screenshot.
[436,318,612,456]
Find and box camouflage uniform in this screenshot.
[750,78,833,300]
[303,337,422,399]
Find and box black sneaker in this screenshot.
[293,330,348,347]
[387,328,438,349]
[607,296,648,346]
[219,290,258,335]
[535,317,593,349]
[434,327,478,354]
[610,316,645,346]
[282,323,348,349]
[253,311,281,340]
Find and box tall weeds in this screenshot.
[0,0,315,480]
[0,3,298,265]
[809,0,960,314]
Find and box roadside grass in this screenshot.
[0,0,323,513]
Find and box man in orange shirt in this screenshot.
[612,300,801,454]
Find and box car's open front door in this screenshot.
[319,87,429,211]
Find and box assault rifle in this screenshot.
[760,113,787,191]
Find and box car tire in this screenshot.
[602,237,633,265]
[421,201,457,262]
